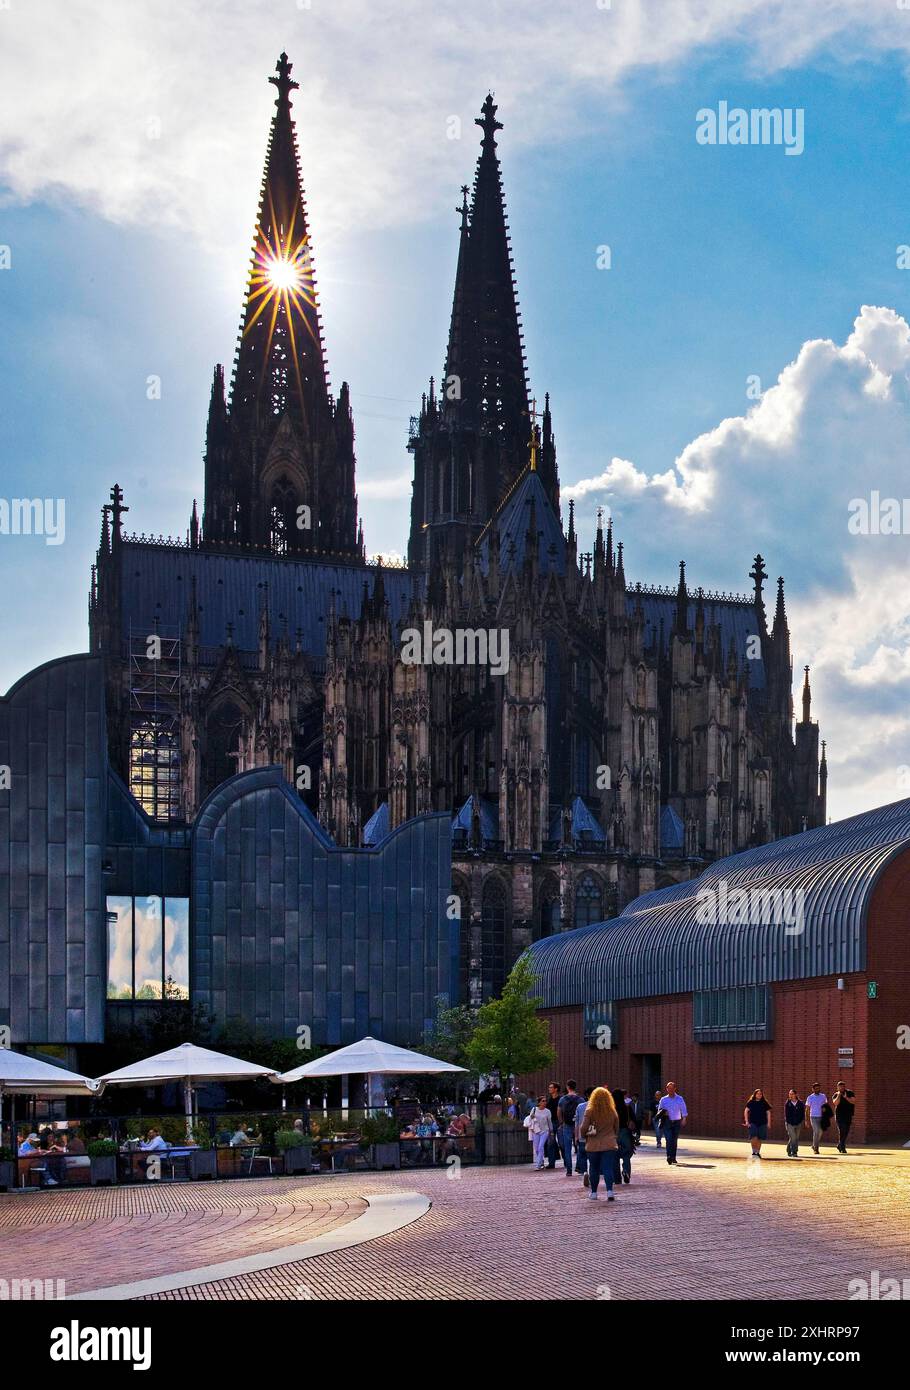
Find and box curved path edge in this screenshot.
[65,1190,431,1301]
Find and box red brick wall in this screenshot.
[865,851,910,1142]
[522,975,877,1141]
[522,843,910,1142]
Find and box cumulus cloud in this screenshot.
[567,304,910,822]
[3,0,910,252]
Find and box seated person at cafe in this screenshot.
[230,1125,260,1146]
[66,1128,87,1155]
[140,1128,169,1151]
[399,1123,417,1141]
[18,1131,39,1155]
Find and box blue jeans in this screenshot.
[558,1123,575,1174]
[653,1117,662,1146]
[586,1149,614,1194]
[663,1119,681,1163]
[576,1139,587,1176]
[612,1129,633,1183]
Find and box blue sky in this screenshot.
[3,0,910,820]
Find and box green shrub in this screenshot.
[359,1113,400,1145]
[0,1146,14,1162]
[87,1139,118,1158]
[274,1128,311,1151]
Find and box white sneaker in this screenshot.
[589,1190,598,1200]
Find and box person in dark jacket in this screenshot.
[611,1088,635,1185]
[545,1081,561,1169]
[832,1081,857,1154]
[785,1089,805,1156]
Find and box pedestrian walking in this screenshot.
[655,1081,687,1165]
[805,1082,828,1153]
[832,1080,856,1154]
[527,1096,554,1170]
[611,1088,635,1185]
[629,1094,644,1147]
[545,1081,561,1169]
[784,1089,805,1156]
[557,1080,584,1177]
[575,1088,591,1187]
[651,1090,664,1148]
[577,1087,620,1201]
[743,1087,772,1159]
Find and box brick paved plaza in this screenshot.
[2,1136,908,1302]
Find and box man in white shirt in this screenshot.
[656,1082,688,1166]
[805,1083,828,1154]
[140,1128,168,1151]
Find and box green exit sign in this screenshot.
[868,981,878,999]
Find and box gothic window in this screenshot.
[479,877,508,1003]
[539,875,561,938]
[203,698,245,799]
[574,872,604,929]
[269,323,291,416]
[129,720,180,822]
[269,475,298,555]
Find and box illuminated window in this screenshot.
[106,895,190,1001]
[129,720,180,821]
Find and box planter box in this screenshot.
[282,1145,313,1174]
[371,1142,400,1171]
[90,1155,117,1187]
[0,1160,16,1192]
[188,1148,218,1180]
[482,1125,532,1165]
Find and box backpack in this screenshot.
[561,1094,582,1125]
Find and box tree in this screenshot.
[419,996,478,1104]
[465,956,555,1093]
[422,995,477,1068]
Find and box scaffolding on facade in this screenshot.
[128,620,182,821]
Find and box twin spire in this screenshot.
[445,93,530,447]
[230,52,328,428]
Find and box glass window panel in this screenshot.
[134,895,163,1000]
[164,897,190,1000]
[106,896,133,1000]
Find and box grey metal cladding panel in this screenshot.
[28,741,48,808]
[9,841,28,908]
[10,909,28,974]
[47,775,66,843]
[28,942,48,1008]
[28,874,48,932]
[47,973,66,1035]
[83,977,104,1043]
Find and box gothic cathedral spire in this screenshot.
[200,53,360,559]
[408,93,558,568]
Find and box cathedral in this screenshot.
[89,54,826,1009]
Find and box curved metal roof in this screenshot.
[528,798,910,1007]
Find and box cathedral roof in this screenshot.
[630,590,766,689]
[363,801,391,846]
[117,542,418,668]
[548,797,606,843]
[659,803,685,854]
[452,795,499,840]
[476,467,566,576]
[528,796,910,1007]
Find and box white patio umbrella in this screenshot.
[274,1035,466,1106]
[0,1049,100,1150]
[96,1042,279,1142]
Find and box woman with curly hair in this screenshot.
[577,1086,619,1201]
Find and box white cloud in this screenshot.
[3,0,910,253]
[568,303,910,822]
